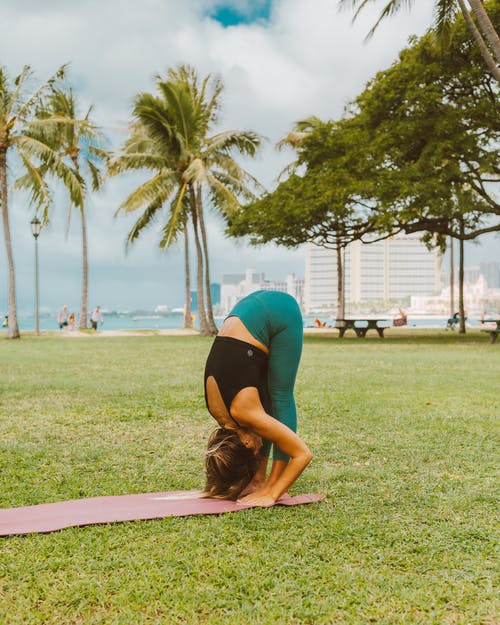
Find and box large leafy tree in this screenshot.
[110,65,262,335]
[231,8,498,330]
[308,9,497,331]
[354,16,499,330]
[30,87,105,329]
[229,118,379,318]
[0,65,83,339]
[339,0,500,81]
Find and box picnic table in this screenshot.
[480,319,500,343]
[334,318,390,338]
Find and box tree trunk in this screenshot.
[458,0,500,82]
[183,225,192,329]
[196,184,217,334]
[467,0,500,64]
[458,221,466,334]
[71,157,89,330]
[189,187,210,336]
[336,237,345,320]
[0,151,20,339]
[449,236,455,317]
[78,206,89,329]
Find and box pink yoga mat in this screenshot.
[0,490,325,536]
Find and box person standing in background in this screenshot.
[90,306,104,331]
[57,305,69,330]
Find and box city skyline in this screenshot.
[1,0,498,315]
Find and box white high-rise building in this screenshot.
[220,269,304,314]
[304,234,441,313]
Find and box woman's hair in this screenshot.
[204,428,258,501]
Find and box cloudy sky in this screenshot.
[1,0,498,313]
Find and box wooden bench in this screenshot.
[334,319,390,338]
[481,329,498,343]
[480,319,500,343]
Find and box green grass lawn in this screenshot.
[0,332,498,624]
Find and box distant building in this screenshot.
[210,283,221,305]
[479,262,500,289]
[411,274,500,315]
[446,262,499,290]
[304,233,441,313]
[190,283,220,311]
[220,269,304,313]
[464,266,481,284]
[190,290,198,312]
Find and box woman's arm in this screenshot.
[231,388,312,506]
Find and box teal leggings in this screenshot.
[228,291,303,461]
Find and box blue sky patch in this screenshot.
[209,1,272,27]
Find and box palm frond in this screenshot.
[183,157,208,186]
[209,169,260,203]
[276,116,323,150]
[205,175,242,215]
[115,170,176,215]
[133,92,180,154]
[276,131,308,151]
[125,201,163,248]
[121,125,158,156]
[108,152,170,176]
[13,153,52,215]
[65,197,73,239]
[365,0,415,38]
[338,0,415,37]
[338,0,376,19]
[86,144,109,163]
[16,64,67,120]
[0,67,10,117]
[208,152,265,193]
[433,0,459,45]
[204,76,224,126]
[30,114,97,133]
[206,129,262,156]
[86,158,102,192]
[15,134,85,207]
[159,182,189,248]
[277,158,299,182]
[157,80,201,152]
[3,65,32,118]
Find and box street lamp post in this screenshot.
[30,216,41,336]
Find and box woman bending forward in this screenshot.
[204,290,312,507]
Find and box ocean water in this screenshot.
[12,313,187,333]
[7,313,487,332]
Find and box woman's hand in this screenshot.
[237,487,276,507]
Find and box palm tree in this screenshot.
[0,65,83,339]
[108,118,196,328]
[36,88,105,329]
[339,0,500,82]
[110,65,262,335]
